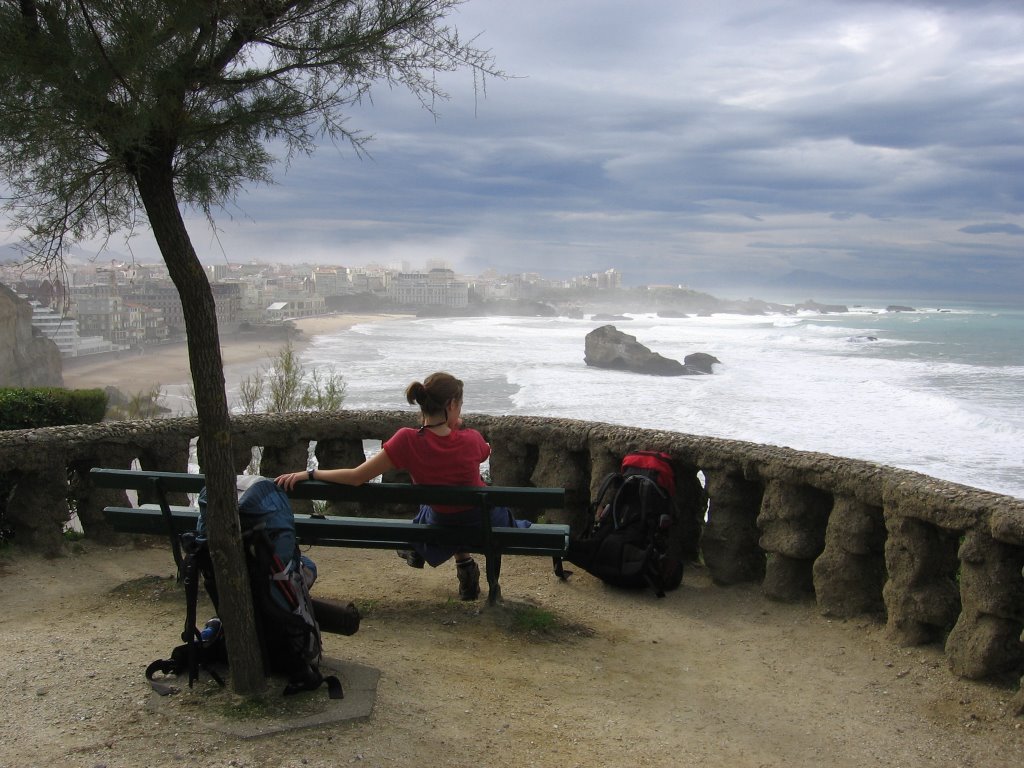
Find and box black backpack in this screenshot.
[554,451,684,597]
[146,477,352,698]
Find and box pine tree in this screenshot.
[0,0,498,695]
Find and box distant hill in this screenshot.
[697,267,1022,303]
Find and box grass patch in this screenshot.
[209,689,328,721]
[350,596,380,616]
[362,596,594,641]
[503,601,594,640]
[508,603,559,633]
[110,574,183,604]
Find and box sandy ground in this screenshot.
[1,541,1021,768]
[61,314,403,394]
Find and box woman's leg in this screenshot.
[455,554,480,600]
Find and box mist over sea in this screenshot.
[286,302,1023,500]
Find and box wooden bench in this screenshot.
[90,468,569,605]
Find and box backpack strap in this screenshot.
[555,469,624,582]
[606,472,663,529]
[146,532,229,692]
[614,474,672,597]
[647,560,667,599]
[281,664,344,699]
[145,641,226,694]
[178,537,203,687]
[591,472,622,525]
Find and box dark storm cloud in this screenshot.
[5,0,1022,300]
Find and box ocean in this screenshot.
[274,302,1023,500]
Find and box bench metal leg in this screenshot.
[478,493,503,605]
[485,553,502,605]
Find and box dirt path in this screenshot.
[1,541,1021,768]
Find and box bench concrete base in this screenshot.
[146,657,380,738]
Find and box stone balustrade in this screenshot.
[1,411,1022,707]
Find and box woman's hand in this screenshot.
[275,471,308,491]
[274,449,396,490]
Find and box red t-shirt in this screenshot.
[382,427,490,490]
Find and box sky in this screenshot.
[6,0,1024,302]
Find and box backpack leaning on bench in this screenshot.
[554,451,685,597]
[146,477,343,699]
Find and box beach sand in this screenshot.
[61,313,403,394]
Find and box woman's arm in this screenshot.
[274,449,396,491]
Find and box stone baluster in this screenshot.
[587,448,620,499]
[670,463,707,563]
[945,528,1024,679]
[485,426,535,488]
[5,453,70,554]
[758,479,832,602]
[812,495,886,617]
[260,439,316,515]
[134,435,194,506]
[529,441,589,527]
[315,436,380,516]
[700,469,765,585]
[69,448,141,542]
[882,514,961,646]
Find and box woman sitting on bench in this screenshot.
[275,371,526,600]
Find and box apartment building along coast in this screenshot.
[388,268,469,308]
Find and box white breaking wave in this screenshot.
[290,310,1024,499]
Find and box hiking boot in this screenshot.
[397,549,425,568]
[456,558,480,601]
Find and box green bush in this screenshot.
[236,342,346,415]
[0,387,107,430]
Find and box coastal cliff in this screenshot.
[0,284,62,388]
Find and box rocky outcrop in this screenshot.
[584,325,718,376]
[0,284,62,388]
[683,352,721,374]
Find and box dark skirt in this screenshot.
[410,505,531,567]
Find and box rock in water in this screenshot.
[584,325,712,376]
[683,352,721,374]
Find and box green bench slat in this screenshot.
[90,469,565,510]
[101,505,570,556]
[292,480,564,509]
[90,469,208,493]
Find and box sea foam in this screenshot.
[291,308,1024,499]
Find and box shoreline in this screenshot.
[61,313,404,394]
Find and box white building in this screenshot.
[388,268,469,307]
[263,295,327,323]
[29,301,116,357]
[312,268,350,296]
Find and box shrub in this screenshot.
[0,387,107,430]
[236,342,346,415]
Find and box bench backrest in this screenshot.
[89,468,566,510]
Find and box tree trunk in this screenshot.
[134,157,267,696]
